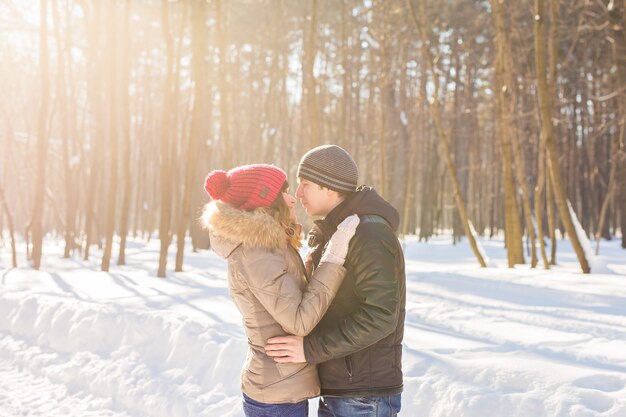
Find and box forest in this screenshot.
[0,0,624,275]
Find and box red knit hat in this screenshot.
[204,164,287,210]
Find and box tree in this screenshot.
[605,0,625,249]
[409,0,487,267]
[0,184,17,268]
[31,0,51,270]
[102,2,119,272]
[51,0,76,259]
[157,0,176,278]
[490,0,526,267]
[534,0,590,273]
[83,0,107,262]
[302,0,320,149]
[1,0,623,274]
[118,0,133,266]
[175,0,209,272]
[216,0,233,167]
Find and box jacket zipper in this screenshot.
[345,356,353,383]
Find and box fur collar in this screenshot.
[202,201,289,254]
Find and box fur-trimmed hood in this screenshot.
[201,201,288,258]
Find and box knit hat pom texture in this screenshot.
[204,164,287,211]
[204,170,230,200]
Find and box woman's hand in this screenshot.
[265,336,306,363]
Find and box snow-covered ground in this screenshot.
[1,234,625,417]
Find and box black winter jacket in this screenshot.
[303,187,406,397]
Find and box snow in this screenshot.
[400,111,409,127]
[361,29,380,50]
[1,235,626,417]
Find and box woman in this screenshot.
[202,164,359,417]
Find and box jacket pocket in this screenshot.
[346,349,372,385]
[276,361,308,379]
[345,356,353,382]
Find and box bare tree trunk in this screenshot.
[490,0,525,267]
[302,0,320,148]
[377,3,393,200]
[534,0,561,269]
[410,0,487,267]
[535,0,590,273]
[102,3,119,272]
[302,0,320,149]
[31,0,51,270]
[0,185,17,268]
[65,0,81,258]
[603,0,626,249]
[496,100,525,266]
[620,157,626,249]
[544,0,559,265]
[83,2,105,261]
[118,0,133,266]
[401,130,418,235]
[339,0,350,147]
[168,3,187,246]
[418,66,437,241]
[535,139,550,268]
[546,169,558,263]
[216,0,233,167]
[492,0,538,265]
[157,0,176,278]
[592,0,625,251]
[595,130,621,254]
[175,0,208,272]
[51,0,75,259]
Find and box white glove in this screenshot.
[320,214,360,265]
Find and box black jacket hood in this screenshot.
[307,186,399,269]
[315,186,400,240]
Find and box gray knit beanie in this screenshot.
[297,145,358,193]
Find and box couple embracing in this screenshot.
[202,145,406,417]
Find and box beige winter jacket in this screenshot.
[203,201,346,404]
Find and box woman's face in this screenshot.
[282,190,298,223]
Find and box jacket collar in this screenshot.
[202,201,289,258]
[316,186,400,239]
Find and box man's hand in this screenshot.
[265,336,306,363]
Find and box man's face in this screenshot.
[296,178,333,217]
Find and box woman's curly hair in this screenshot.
[259,181,301,249]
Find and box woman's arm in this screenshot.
[238,215,359,336]
[238,250,345,336]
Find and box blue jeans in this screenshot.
[243,393,309,417]
[318,395,402,417]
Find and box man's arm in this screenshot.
[266,223,401,363]
[240,249,346,337]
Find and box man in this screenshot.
[265,145,406,417]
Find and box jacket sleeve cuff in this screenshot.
[303,335,321,364]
